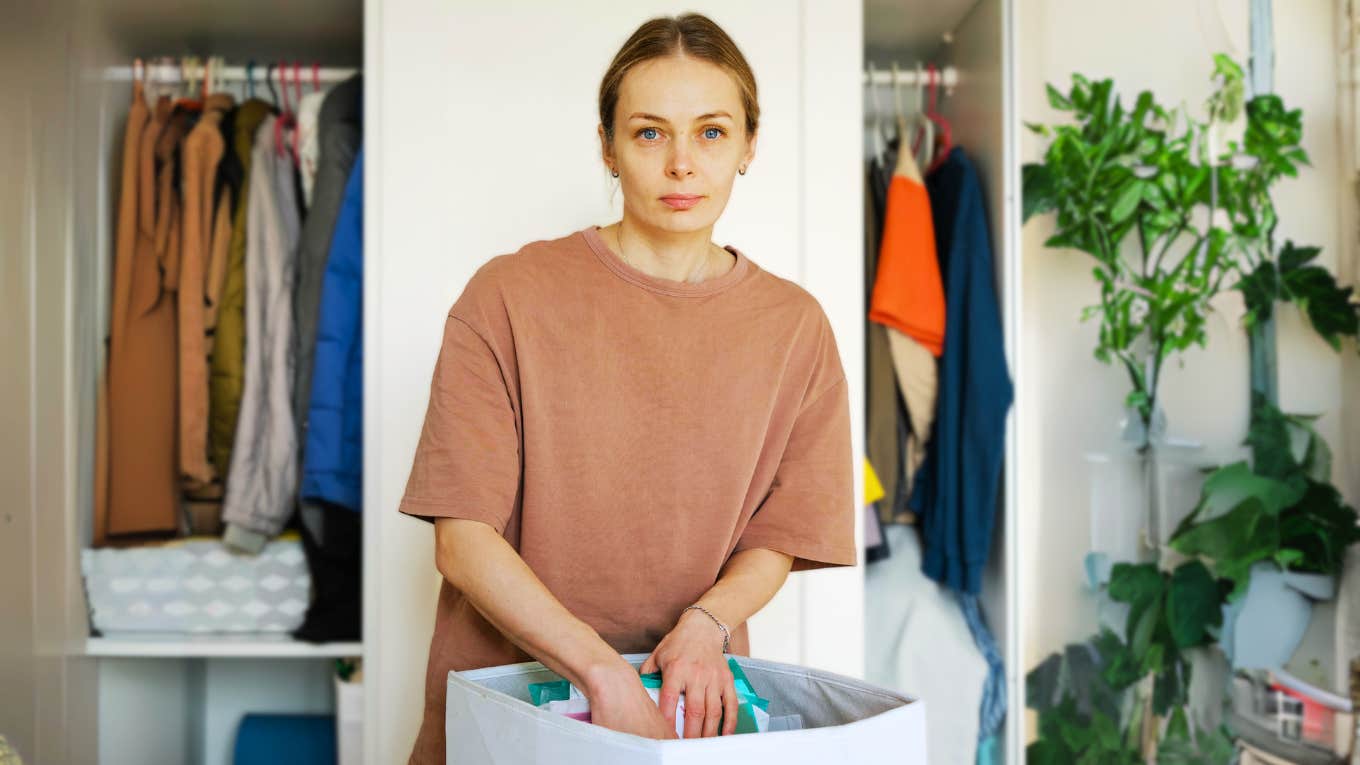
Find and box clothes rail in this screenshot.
[102,63,359,83]
[863,66,958,88]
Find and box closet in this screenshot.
[861,1,1021,764]
[6,1,365,763]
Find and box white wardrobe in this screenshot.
[2,0,1023,763]
[3,1,365,764]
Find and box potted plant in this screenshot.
[1025,54,1360,762]
[1170,395,1360,670]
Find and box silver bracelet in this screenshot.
[683,604,730,654]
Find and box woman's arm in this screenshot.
[691,547,796,634]
[639,547,795,738]
[433,517,677,738]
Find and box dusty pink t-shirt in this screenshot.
[398,225,856,763]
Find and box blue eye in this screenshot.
[639,127,660,141]
[704,127,726,140]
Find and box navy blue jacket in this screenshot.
[909,147,1013,594]
[301,149,364,511]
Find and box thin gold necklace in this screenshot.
[613,225,721,282]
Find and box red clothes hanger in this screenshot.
[925,63,954,174]
[274,61,301,162]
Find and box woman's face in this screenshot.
[600,54,757,235]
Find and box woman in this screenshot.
[398,13,855,763]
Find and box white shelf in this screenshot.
[86,633,362,658]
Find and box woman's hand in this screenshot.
[584,663,678,740]
[639,609,738,738]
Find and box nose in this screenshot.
[666,139,694,180]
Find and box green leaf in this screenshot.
[1235,261,1279,325]
[1165,705,1191,741]
[1197,461,1306,517]
[1279,240,1321,271]
[1165,561,1223,647]
[1109,180,1143,222]
[1280,257,1359,349]
[1274,548,1305,569]
[1047,83,1074,111]
[1108,563,1163,607]
[1298,423,1333,483]
[1023,163,1060,221]
[1278,480,1360,576]
[1170,501,1280,597]
[1026,651,1064,711]
[1131,592,1161,658]
[1246,394,1296,480]
[1152,659,1188,715]
[1026,121,1053,137]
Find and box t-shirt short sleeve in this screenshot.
[397,313,521,534]
[735,315,857,572]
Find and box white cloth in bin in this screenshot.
[446,652,926,764]
[81,537,310,634]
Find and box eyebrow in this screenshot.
[627,111,734,123]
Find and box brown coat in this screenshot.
[96,90,184,541]
[178,93,235,494]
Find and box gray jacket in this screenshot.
[222,115,303,553]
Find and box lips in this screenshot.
[661,195,703,210]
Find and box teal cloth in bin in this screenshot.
[233,713,336,765]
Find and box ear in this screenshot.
[742,130,758,170]
[598,123,614,167]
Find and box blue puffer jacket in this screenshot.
[301,149,363,511]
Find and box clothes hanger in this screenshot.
[212,55,228,100]
[132,57,147,108]
[265,62,280,106]
[245,60,256,100]
[274,61,302,161]
[925,63,954,174]
[311,62,321,94]
[865,62,889,168]
[891,61,906,142]
[890,62,924,182]
[913,61,935,171]
[173,56,204,112]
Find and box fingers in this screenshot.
[658,672,683,730]
[702,684,722,738]
[722,675,739,736]
[683,684,706,740]
[640,654,656,676]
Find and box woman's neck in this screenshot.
[600,219,735,284]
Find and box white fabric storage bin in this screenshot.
[447,652,927,764]
[81,535,310,634]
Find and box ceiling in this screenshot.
[863,0,979,66]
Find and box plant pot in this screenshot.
[1220,562,1337,670]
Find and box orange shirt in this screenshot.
[397,225,856,763]
[869,175,946,356]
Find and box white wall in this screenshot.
[364,2,865,761]
[1018,0,1355,700]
